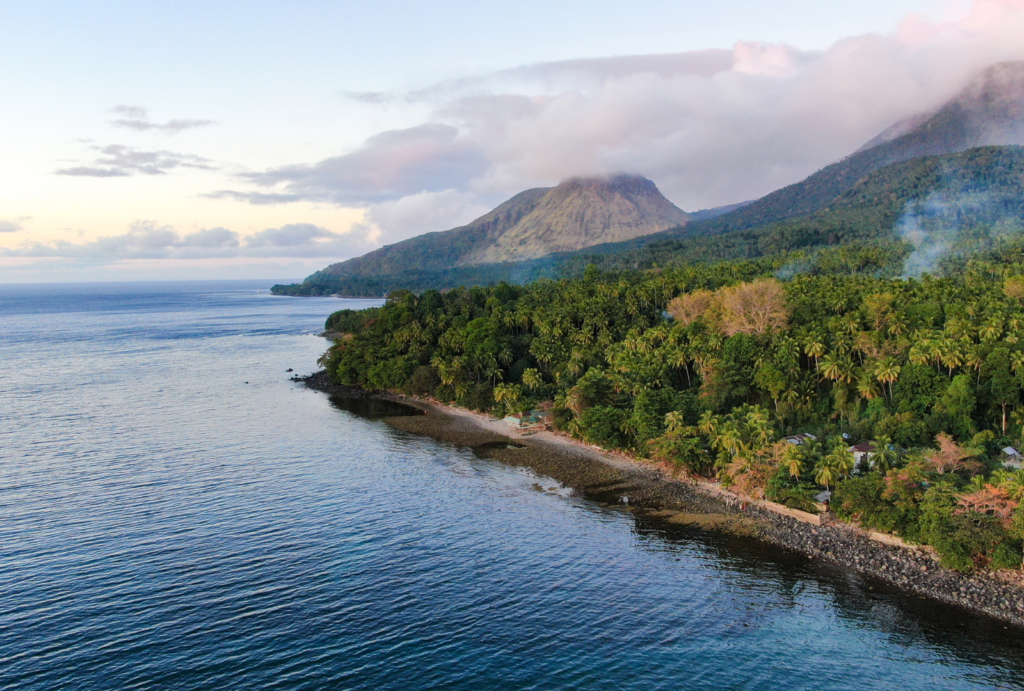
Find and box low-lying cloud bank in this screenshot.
[0,222,366,262]
[214,0,1024,247]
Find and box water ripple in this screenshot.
[2,283,1023,690]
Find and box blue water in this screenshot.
[1,281,1023,690]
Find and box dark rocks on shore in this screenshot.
[300,370,1024,629]
[300,370,379,398]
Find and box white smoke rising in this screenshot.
[899,196,955,277]
[899,187,1024,277]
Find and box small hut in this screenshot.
[503,410,549,435]
[1001,447,1024,470]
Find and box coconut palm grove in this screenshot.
[319,236,1024,575]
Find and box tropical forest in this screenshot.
[320,235,1024,575]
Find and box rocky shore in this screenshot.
[301,370,1024,629]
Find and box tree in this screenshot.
[985,348,1019,435]
[826,439,855,479]
[873,357,901,400]
[719,279,790,337]
[814,458,839,491]
[666,290,716,326]
[936,375,977,438]
[782,444,805,478]
[493,383,524,415]
[923,433,981,475]
[869,435,898,474]
[521,368,544,390]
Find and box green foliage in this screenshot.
[579,406,630,449]
[631,388,691,451]
[404,365,440,397]
[314,229,1024,572]
[325,308,375,333]
[833,473,901,532]
[765,466,819,512]
[649,427,711,476]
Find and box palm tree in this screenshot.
[908,344,930,367]
[697,410,719,437]
[856,370,880,401]
[664,411,687,433]
[493,384,523,414]
[521,368,543,390]
[783,445,805,478]
[939,341,963,377]
[998,469,1024,502]
[814,458,839,492]
[826,440,855,478]
[805,340,825,370]
[873,357,901,400]
[819,354,842,382]
[869,435,898,474]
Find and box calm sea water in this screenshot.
[2,281,1024,690]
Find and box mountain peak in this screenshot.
[466,174,688,264]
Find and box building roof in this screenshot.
[849,443,875,453]
[1003,446,1021,457]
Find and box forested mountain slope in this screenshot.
[274,146,1024,295]
[568,145,1024,273]
[653,60,1024,240]
[302,174,686,288]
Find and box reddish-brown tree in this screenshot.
[719,279,789,337]
[666,289,717,327]
[923,433,982,475]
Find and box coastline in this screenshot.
[301,370,1024,628]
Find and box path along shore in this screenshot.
[301,370,1024,628]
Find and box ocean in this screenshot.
[1,280,1022,690]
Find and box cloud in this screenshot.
[362,190,492,245]
[0,217,29,233]
[0,221,366,261]
[218,0,1024,226]
[202,189,308,205]
[231,123,488,205]
[110,105,214,134]
[56,144,216,177]
[342,91,399,105]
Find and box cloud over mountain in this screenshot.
[213,0,1024,247]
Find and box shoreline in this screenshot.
[301,370,1024,628]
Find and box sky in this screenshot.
[3,0,1024,283]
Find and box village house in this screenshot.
[503,410,549,434]
[1001,446,1024,470]
[783,433,817,446]
[849,442,876,467]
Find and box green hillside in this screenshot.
[273,146,1024,296]
[573,145,1024,272]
